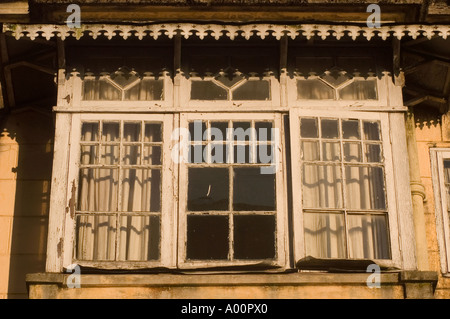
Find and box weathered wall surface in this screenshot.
[414,109,450,299]
[0,110,53,299]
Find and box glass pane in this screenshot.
[123,123,141,142]
[102,122,120,142]
[121,169,161,212]
[215,74,244,88]
[186,215,229,260]
[143,146,161,165]
[83,79,121,101]
[444,160,450,183]
[365,144,382,163]
[77,168,118,212]
[301,141,319,161]
[343,142,362,163]
[122,145,141,165]
[81,122,99,141]
[257,144,275,164]
[124,79,163,101]
[210,122,228,141]
[363,121,380,141]
[76,214,116,261]
[322,142,341,161]
[144,123,162,142]
[304,212,346,259]
[297,79,335,100]
[110,71,139,88]
[232,80,270,100]
[321,119,339,139]
[233,145,251,164]
[339,80,377,100]
[100,145,119,165]
[348,214,390,259]
[302,164,342,209]
[119,215,160,261]
[189,121,207,142]
[191,81,228,100]
[255,122,273,141]
[342,120,360,140]
[232,122,252,141]
[321,73,350,87]
[233,167,275,211]
[80,145,97,165]
[210,143,228,164]
[188,168,229,211]
[300,118,318,138]
[233,215,276,259]
[189,145,206,164]
[345,166,386,210]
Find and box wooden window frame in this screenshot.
[289,108,403,269]
[431,149,450,275]
[177,112,288,269]
[62,113,177,270]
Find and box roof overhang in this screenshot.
[3,23,450,41]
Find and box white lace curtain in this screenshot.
[76,122,161,261]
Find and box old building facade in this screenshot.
[0,0,449,299]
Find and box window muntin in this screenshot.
[75,119,163,262]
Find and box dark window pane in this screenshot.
[110,71,139,88]
[189,121,207,141]
[321,73,350,87]
[363,121,380,141]
[233,145,251,164]
[188,168,229,211]
[186,215,229,260]
[232,80,270,100]
[211,143,228,164]
[365,144,382,163]
[210,122,228,141]
[233,167,275,211]
[321,119,339,139]
[123,145,141,165]
[300,118,318,138]
[232,122,251,141]
[143,146,161,165]
[234,215,276,259]
[257,144,275,164]
[255,122,273,141]
[189,145,206,164]
[342,120,360,140]
[191,81,227,100]
[215,74,244,88]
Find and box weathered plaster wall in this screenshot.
[414,108,450,299]
[0,110,53,299]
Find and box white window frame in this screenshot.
[289,108,402,269]
[62,113,177,270]
[431,148,450,275]
[177,112,288,269]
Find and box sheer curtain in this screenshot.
[302,118,390,260]
[76,121,161,262]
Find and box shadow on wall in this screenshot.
[1,109,54,299]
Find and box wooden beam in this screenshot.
[0,33,15,108]
[393,38,405,87]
